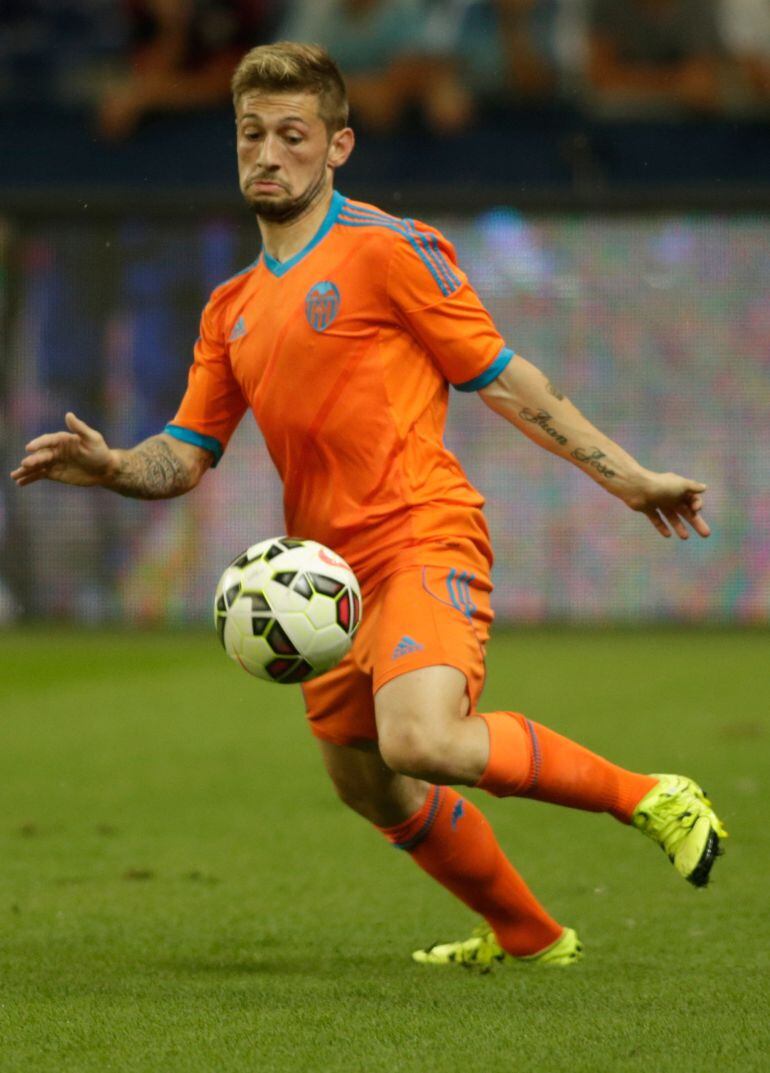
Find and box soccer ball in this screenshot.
[214,536,362,683]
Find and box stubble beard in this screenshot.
[243,163,329,224]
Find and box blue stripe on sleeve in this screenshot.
[338,201,398,224]
[403,219,460,296]
[338,213,452,297]
[453,347,514,393]
[424,230,462,292]
[338,204,459,298]
[164,424,224,466]
[341,203,461,297]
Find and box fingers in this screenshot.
[641,476,711,540]
[689,513,711,538]
[663,508,690,540]
[679,497,711,538]
[12,415,99,486]
[10,468,50,487]
[65,411,98,440]
[11,435,77,480]
[646,501,711,541]
[23,415,96,454]
[688,493,704,513]
[18,447,58,470]
[24,431,80,454]
[645,509,671,538]
[11,432,76,485]
[10,452,56,483]
[686,500,716,536]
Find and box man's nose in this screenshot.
[257,133,280,169]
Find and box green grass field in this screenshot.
[0,627,767,1073]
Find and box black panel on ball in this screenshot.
[309,573,344,597]
[293,574,313,599]
[266,657,294,679]
[251,613,272,637]
[281,660,313,684]
[273,571,296,587]
[267,620,298,655]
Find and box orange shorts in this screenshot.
[302,565,494,747]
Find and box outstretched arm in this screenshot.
[10,412,212,499]
[479,355,710,540]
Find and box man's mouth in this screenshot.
[249,179,286,192]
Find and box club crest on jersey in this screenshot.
[305,281,340,332]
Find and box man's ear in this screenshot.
[328,127,355,170]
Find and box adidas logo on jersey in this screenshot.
[392,635,425,660]
[229,315,247,341]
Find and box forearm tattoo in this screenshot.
[571,446,616,479]
[112,438,191,499]
[518,408,569,446]
[517,407,618,480]
[545,381,565,401]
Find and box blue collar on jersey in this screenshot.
[261,190,345,278]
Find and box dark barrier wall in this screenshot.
[2,207,768,624]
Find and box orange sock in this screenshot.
[477,710,657,822]
[378,784,563,957]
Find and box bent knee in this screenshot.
[378,722,455,782]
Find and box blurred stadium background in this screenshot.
[2,9,769,1071]
[1,0,769,626]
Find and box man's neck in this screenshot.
[258,186,335,265]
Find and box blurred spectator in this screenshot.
[720,0,770,111]
[0,0,124,105]
[438,0,561,107]
[585,0,723,116]
[277,0,474,134]
[98,0,284,140]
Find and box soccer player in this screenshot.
[11,42,726,970]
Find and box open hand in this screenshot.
[10,412,113,488]
[624,471,711,540]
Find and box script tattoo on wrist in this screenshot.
[113,439,189,499]
[518,408,568,446]
[571,446,616,479]
[545,381,564,401]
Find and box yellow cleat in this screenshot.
[632,773,728,887]
[412,924,583,972]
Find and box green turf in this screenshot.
[0,627,767,1073]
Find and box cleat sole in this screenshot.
[688,829,721,888]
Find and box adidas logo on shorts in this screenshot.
[392,635,425,660]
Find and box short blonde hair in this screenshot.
[231,42,349,134]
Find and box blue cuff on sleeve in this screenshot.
[164,424,224,466]
[453,347,514,393]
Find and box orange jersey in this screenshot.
[167,192,513,592]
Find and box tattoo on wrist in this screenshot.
[114,439,189,499]
[545,381,564,401]
[518,408,568,446]
[571,446,616,479]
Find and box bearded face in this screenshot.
[236,91,338,224]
